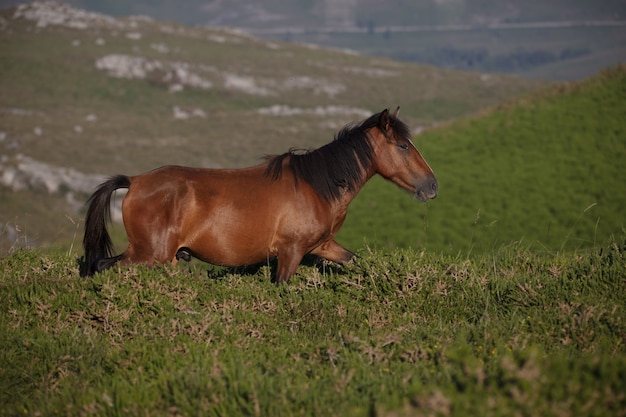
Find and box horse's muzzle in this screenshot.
[415,177,438,202]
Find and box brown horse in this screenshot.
[82,108,437,282]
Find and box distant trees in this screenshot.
[394,46,590,73]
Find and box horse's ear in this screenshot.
[392,106,400,117]
[379,108,390,130]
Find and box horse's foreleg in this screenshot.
[311,240,356,265]
[275,247,306,284]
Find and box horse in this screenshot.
[81,108,438,283]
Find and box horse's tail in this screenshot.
[82,175,131,277]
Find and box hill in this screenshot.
[0,1,542,253]
[338,65,626,255]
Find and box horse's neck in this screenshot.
[334,167,375,208]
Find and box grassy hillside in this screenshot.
[1,239,625,415]
[339,66,626,255]
[0,2,542,252]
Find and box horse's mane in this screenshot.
[264,110,411,202]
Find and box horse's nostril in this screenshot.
[431,180,438,194]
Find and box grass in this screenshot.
[1,236,625,416]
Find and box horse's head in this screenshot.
[369,108,438,202]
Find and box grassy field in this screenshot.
[338,65,626,256]
[1,237,625,416]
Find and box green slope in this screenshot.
[339,66,626,255]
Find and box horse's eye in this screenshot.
[398,143,409,151]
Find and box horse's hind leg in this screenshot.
[90,247,169,274]
[93,242,180,274]
[122,212,183,267]
[92,254,123,274]
[122,238,179,268]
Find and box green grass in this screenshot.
[1,237,625,416]
[338,65,626,256]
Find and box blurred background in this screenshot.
[1,0,624,256]
[34,0,626,80]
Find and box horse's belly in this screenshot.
[186,216,277,267]
[179,179,324,267]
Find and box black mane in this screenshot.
[264,110,411,202]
